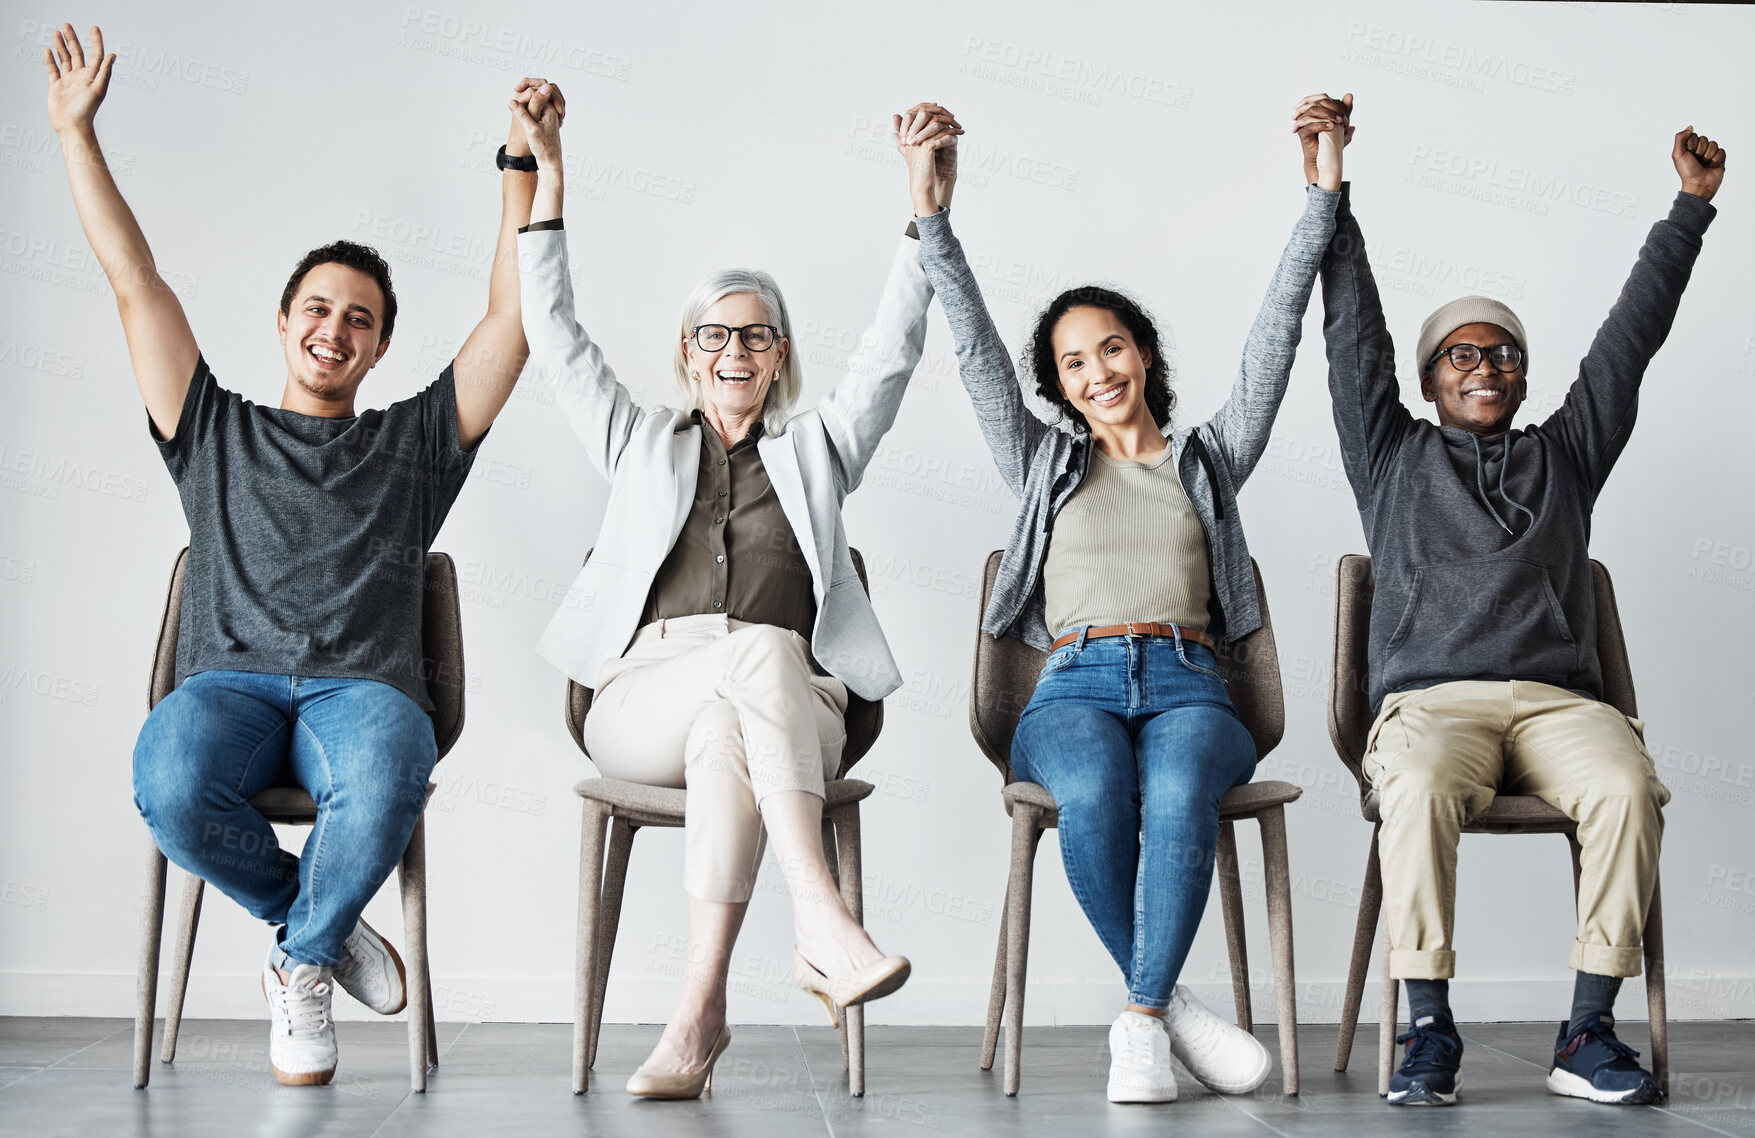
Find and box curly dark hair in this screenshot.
[1025,285,1174,432]
[278,240,399,342]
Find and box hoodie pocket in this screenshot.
[1382,557,1579,690]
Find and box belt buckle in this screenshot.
[1124,621,1142,639]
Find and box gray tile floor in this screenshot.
[2,1016,1751,1137]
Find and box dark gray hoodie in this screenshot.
[1320,185,1715,713]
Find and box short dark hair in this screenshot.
[278,240,398,342]
[1025,285,1175,432]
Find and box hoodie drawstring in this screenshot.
[1469,434,1534,535]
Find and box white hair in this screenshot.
[672,268,801,438]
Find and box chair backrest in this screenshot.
[149,547,468,760]
[969,550,1286,784]
[563,547,885,779]
[1327,554,1637,797]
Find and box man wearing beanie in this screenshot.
[1305,94,1725,1108]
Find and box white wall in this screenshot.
[2,0,1751,1027]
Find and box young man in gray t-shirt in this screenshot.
[45,22,564,1086]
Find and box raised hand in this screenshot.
[892,102,962,217]
[44,23,115,139]
[507,77,564,158]
[508,83,564,172]
[1293,92,1352,191]
[1673,127,1726,202]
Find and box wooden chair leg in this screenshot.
[588,817,636,1071]
[399,813,431,1093]
[160,873,205,1064]
[832,804,867,1097]
[1644,871,1668,1099]
[133,836,169,1090]
[1003,806,1044,1097]
[1259,807,1299,1095]
[1335,825,1382,1072]
[572,801,610,1095]
[1378,905,1397,1097]
[1215,819,1252,1033]
[821,817,851,1074]
[980,878,1009,1072]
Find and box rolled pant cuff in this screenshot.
[1390,949,1455,980]
[1127,993,1168,1011]
[1569,941,1643,978]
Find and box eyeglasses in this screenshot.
[1429,343,1524,374]
[691,323,779,353]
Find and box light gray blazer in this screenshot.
[517,227,933,700]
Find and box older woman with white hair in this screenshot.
[511,95,960,1098]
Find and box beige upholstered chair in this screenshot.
[566,548,885,1096]
[971,552,1305,1096]
[132,547,464,1093]
[1326,554,1668,1097]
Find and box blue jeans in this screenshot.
[1011,630,1256,1009]
[132,670,437,967]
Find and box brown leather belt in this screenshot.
[1049,622,1216,652]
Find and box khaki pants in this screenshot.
[582,615,848,903]
[1364,679,1669,979]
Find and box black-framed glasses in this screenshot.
[691,323,779,352]
[1429,343,1524,373]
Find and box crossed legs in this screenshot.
[583,616,884,1075]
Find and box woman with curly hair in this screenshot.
[904,97,1348,1103]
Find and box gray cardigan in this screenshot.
[913,187,1340,649]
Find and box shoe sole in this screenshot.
[1107,1083,1178,1103]
[260,973,337,1087]
[348,918,408,1016]
[1546,1066,1661,1105]
[1174,1042,1272,1095]
[1387,1074,1461,1106]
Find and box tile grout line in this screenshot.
[0,1024,133,1091]
[792,1026,836,1137]
[366,1019,471,1137]
[1459,1031,1736,1135]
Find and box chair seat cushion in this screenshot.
[1002,779,1302,824]
[249,783,435,824]
[573,776,874,827]
[1361,788,1576,832]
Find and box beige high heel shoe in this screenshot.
[625,1025,731,1099]
[793,951,911,1028]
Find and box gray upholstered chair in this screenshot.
[566,548,884,1096]
[132,547,464,1093]
[1326,554,1669,1097]
[971,551,1305,1096]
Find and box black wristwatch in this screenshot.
[496,145,539,173]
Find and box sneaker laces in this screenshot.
[1170,993,1224,1054]
[272,975,332,1039]
[1571,1023,1642,1065]
[1119,1017,1161,1072]
[1396,1020,1459,1067]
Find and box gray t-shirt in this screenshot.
[154,358,480,709]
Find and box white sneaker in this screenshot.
[262,951,338,1086]
[1165,985,1273,1094]
[1107,1011,1178,1103]
[332,919,407,1015]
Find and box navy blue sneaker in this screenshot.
[1547,1014,1662,1105]
[1388,1014,1463,1106]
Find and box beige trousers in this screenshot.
[1364,679,1669,979]
[582,615,848,903]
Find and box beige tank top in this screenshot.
[1043,445,1212,635]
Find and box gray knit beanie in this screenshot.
[1417,296,1528,376]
